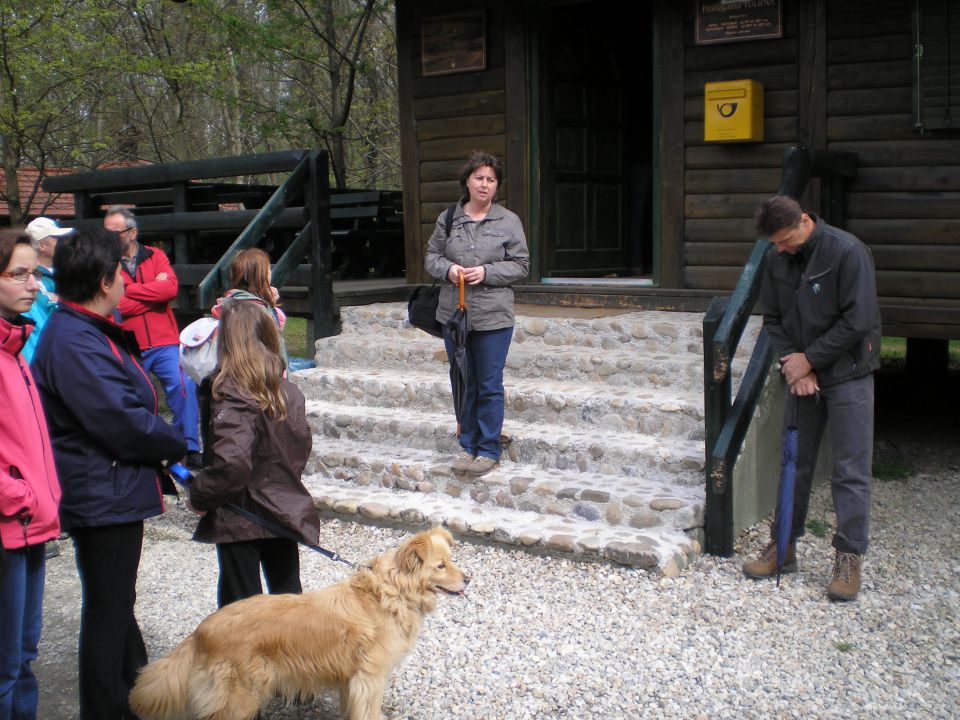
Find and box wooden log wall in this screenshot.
[397,1,513,284]
[682,0,960,339]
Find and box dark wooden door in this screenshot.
[541,15,625,277]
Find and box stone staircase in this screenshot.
[292,302,759,574]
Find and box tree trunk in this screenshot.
[324,0,347,189]
[2,132,23,226]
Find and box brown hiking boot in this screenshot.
[742,540,797,579]
[827,550,861,602]
[452,450,475,474]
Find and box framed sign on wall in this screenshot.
[421,11,486,76]
[696,1,782,45]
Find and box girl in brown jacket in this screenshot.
[188,301,322,607]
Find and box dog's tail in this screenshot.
[129,636,198,720]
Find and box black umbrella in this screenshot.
[447,272,469,437]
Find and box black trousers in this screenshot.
[215,537,301,608]
[71,521,146,720]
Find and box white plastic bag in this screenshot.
[179,317,219,384]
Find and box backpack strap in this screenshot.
[444,204,457,239]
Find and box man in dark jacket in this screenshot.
[104,206,200,468]
[742,195,881,602]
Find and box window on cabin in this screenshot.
[914,0,960,131]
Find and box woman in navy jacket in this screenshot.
[31,226,185,720]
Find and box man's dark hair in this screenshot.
[54,226,122,303]
[755,195,804,237]
[457,151,504,204]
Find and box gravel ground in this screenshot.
[33,371,960,719]
[35,452,960,720]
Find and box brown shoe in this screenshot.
[466,456,499,477]
[452,450,475,474]
[827,550,861,602]
[742,540,797,579]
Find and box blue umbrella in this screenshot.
[446,272,470,437]
[774,398,799,587]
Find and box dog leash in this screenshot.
[165,463,355,568]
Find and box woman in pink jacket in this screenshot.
[0,229,61,719]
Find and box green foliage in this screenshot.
[283,316,308,358]
[836,642,855,653]
[873,447,914,483]
[2,0,400,215]
[805,518,830,539]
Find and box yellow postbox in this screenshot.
[704,80,764,143]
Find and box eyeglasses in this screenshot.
[0,269,43,284]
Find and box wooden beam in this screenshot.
[396,0,425,284]
[43,150,309,193]
[654,0,685,288]
[798,0,827,213]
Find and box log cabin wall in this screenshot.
[398,0,524,285]
[682,0,960,339]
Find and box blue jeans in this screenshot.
[142,344,199,452]
[443,325,513,461]
[0,544,45,720]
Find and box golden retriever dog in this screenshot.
[129,527,468,720]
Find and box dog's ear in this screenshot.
[397,533,431,573]
[430,526,454,547]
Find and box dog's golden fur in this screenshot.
[129,527,468,720]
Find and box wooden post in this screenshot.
[703,296,733,556]
[306,150,335,351]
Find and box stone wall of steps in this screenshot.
[292,302,760,574]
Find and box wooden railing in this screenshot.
[703,144,859,555]
[43,149,336,344]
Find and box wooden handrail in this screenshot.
[702,144,859,555]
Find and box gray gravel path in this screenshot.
[35,451,960,720]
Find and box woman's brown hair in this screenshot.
[457,151,503,204]
[0,229,32,272]
[228,248,275,306]
[213,300,287,419]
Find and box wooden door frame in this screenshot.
[652,0,684,289]
[525,0,684,288]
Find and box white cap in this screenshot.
[25,217,74,244]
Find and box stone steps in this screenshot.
[303,399,704,485]
[297,367,705,440]
[314,336,706,391]
[302,473,700,573]
[305,436,704,532]
[293,302,744,571]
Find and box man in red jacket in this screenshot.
[104,207,200,468]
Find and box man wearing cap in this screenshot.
[22,217,73,364]
[103,206,201,469]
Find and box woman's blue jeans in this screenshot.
[0,543,45,720]
[443,325,513,461]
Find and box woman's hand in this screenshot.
[269,285,280,303]
[461,265,485,285]
[447,264,466,284]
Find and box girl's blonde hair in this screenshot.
[213,301,287,419]
[229,248,275,306]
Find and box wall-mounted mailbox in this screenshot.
[704,80,764,143]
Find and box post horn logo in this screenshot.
[717,102,738,118]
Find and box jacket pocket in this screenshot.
[111,460,121,494]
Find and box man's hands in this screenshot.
[781,352,819,396]
[447,264,486,285]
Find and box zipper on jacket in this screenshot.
[135,265,154,348]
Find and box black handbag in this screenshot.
[408,283,443,337]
